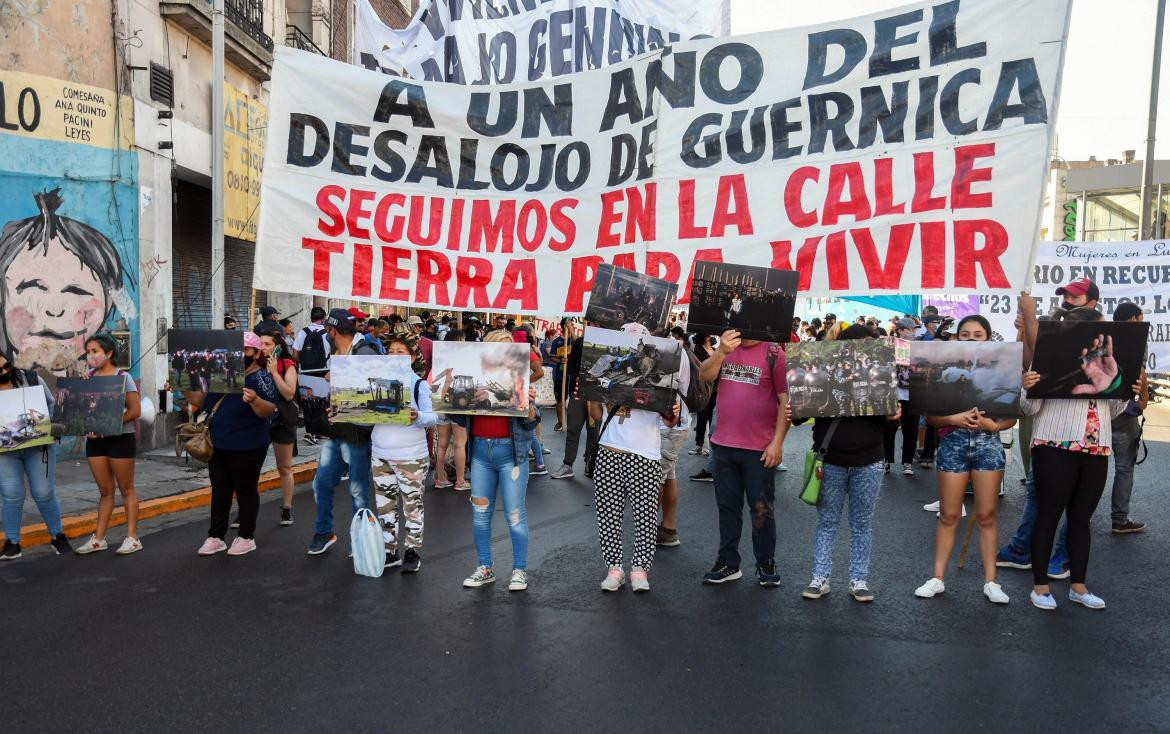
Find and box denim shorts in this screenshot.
[936,429,1005,473]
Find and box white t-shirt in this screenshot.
[292,323,331,359]
[665,345,690,432]
[370,375,438,461]
[600,408,663,461]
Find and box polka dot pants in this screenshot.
[593,447,661,570]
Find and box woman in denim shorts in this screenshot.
[914,316,1039,605]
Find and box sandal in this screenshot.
[434,479,454,489]
[456,480,471,491]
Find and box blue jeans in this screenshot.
[705,410,718,474]
[0,445,62,541]
[529,433,546,469]
[813,461,883,580]
[312,439,371,536]
[470,438,530,570]
[1006,471,1067,560]
[712,442,775,568]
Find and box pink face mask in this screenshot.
[86,352,109,369]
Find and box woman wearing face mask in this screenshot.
[0,355,72,559]
[914,316,1040,605]
[74,333,142,556]
[260,332,298,526]
[183,332,277,556]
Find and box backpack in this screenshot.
[680,348,712,414]
[298,326,328,370]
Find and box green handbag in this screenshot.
[799,419,840,506]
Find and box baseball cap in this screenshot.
[326,308,357,332]
[1056,278,1100,301]
[923,314,942,325]
[407,315,423,326]
[347,307,370,319]
[1113,302,1145,321]
[896,317,917,330]
[243,331,262,349]
[259,305,279,318]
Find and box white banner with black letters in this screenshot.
[256,0,1070,315]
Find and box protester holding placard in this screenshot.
[0,356,71,560]
[370,336,438,573]
[914,316,1039,605]
[74,332,142,557]
[185,332,277,557]
[458,330,542,592]
[794,325,898,603]
[1109,303,1148,535]
[1020,301,1141,611]
[260,332,299,527]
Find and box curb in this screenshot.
[17,461,319,548]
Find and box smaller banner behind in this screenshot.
[984,240,1170,372]
[224,84,267,242]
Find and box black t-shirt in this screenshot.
[809,416,887,468]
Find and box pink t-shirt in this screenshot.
[711,342,788,452]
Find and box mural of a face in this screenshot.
[0,190,123,374]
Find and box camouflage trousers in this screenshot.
[370,456,429,553]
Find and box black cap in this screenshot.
[326,308,356,333]
[1113,302,1144,321]
[260,305,280,318]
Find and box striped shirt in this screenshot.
[1020,396,1127,450]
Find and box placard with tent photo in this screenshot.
[430,342,531,416]
[906,341,1023,417]
[328,355,415,425]
[688,262,799,343]
[584,264,675,336]
[53,376,127,436]
[167,329,246,394]
[1029,321,1150,399]
[0,386,53,453]
[785,339,898,418]
[578,326,681,414]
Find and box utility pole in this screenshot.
[1139,0,1166,240]
[211,0,226,324]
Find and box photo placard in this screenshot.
[785,338,898,418]
[578,326,681,414]
[167,329,246,394]
[0,386,53,453]
[688,262,799,343]
[328,355,416,425]
[906,341,1023,417]
[431,342,531,416]
[53,376,127,436]
[583,264,676,336]
[1029,321,1150,399]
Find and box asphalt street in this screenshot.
[3,424,1168,732]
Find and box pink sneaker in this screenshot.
[630,567,650,593]
[198,537,227,556]
[227,537,257,556]
[601,565,625,592]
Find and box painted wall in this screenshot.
[0,70,140,378]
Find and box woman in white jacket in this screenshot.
[370,336,438,574]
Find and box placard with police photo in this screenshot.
[167,329,246,394]
[53,376,127,436]
[785,339,898,418]
[687,262,799,343]
[583,264,676,336]
[1029,321,1150,400]
[906,341,1023,417]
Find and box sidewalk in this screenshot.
[15,430,321,546]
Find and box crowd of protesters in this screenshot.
[0,281,1155,613]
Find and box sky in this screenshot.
[730,0,1169,162]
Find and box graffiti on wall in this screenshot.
[0,70,138,376]
[1062,199,1079,241]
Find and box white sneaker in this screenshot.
[983,581,1010,604]
[74,534,108,555]
[115,537,142,555]
[601,565,625,592]
[550,464,574,480]
[915,577,946,598]
[1069,589,1106,609]
[630,567,650,592]
[508,569,528,591]
[902,463,915,476]
[462,565,496,587]
[922,500,940,512]
[776,462,788,472]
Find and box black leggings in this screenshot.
[208,446,269,540]
[883,402,918,464]
[1030,445,1109,585]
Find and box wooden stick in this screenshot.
[957,506,977,570]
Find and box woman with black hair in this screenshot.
[0,189,126,374]
[74,332,142,555]
[0,354,72,559]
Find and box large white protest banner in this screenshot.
[255,0,1071,316]
[355,0,730,82]
[983,240,1170,372]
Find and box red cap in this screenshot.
[1055,278,1099,300]
[347,307,369,319]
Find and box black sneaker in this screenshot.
[304,434,320,446]
[757,562,781,587]
[279,506,294,526]
[1,540,21,560]
[1112,518,1147,534]
[690,469,715,482]
[401,549,421,573]
[230,515,240,529]
[702,564,742,584]
[385,551,402,568]
[307,533,337,555]
[50,533,73,555]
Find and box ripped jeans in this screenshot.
[469,438,530,570]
